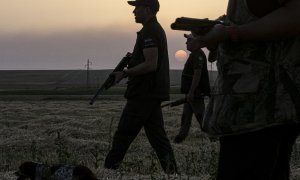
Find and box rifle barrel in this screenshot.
[89,52,132,105]
[161,97,186,108]
[161,102,172,108]
[171,17,223,34]
[89,85,106,105]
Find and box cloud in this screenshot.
[0,29,136,70]
[0,28,216,70]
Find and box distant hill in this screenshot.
[0,70,218,91]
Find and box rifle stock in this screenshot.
[89,52,132,105]
[171,17,223,35]
[161,97,187,108]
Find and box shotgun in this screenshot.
[171,17,224,35]
[161,97,187,108]
[89,52,132,105]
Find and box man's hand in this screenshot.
[208,48,218,63]
[186,92,195,103]
[189,24,228,51]
[110,71,124,85]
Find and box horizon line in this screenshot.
[0,69,218,71]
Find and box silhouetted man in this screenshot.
[174,34,210,143]
[104,0,177,173]
[189,0,300,179]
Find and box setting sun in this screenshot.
[175,50,188,62]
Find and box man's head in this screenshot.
[184,33,195,52]
[128,0,159,24]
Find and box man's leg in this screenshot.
[271,124,300,180]
[174,102,193,143]
[191,98,205,128]
[144,101,178,173]
[217,131,274,180]
[104,100,144,169]
[216,124,300,180]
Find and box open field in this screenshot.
[0,95,300,179]
[0,70,218,95]
[0,70,189,90]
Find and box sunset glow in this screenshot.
[175,50,188,62]
[0,0,227,70]
[0,0,227,34]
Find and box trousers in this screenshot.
[176,98,205,140]
[217,123,300,180]
[104,99,177,173]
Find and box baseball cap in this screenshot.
[127,0,160,12]
[184,33,194,42]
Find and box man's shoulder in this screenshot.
[191,50,206,61]
[191,49,205,56]
[142,21,164,35]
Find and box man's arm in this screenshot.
[189,0,300,49]
[238,0,300,41]
[125,47,158,76]
[187,68,202,102]
[112,47,158,84]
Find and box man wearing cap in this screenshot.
[104,0,177,173]
[174,34,211,143]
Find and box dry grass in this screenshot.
[0,95,299,180]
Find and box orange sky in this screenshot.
[0,0,228,69]
[0,0,227,34]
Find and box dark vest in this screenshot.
[124,17,170,101]
[203,0,300,136]
[181,50,210,97]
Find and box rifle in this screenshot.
[161,97,187,108]
[89,52,132,105]
[170,17,224,35]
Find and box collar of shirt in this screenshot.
[137,17,158,35]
